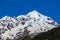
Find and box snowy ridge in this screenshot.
[0,10,58,40]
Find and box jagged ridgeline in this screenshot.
[0,10,59,40]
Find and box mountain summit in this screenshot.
[0,10,58,40]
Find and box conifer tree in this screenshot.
[6,37,11,40]
[22,27,33,40]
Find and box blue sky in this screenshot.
[0,0,60,24]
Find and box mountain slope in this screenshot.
[33,26,60,40]
[0,10,58,40]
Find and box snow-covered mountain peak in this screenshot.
[26,10,42,19]
[1,16,11,20]
[0,10,59,40]
[17,15,27,19]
